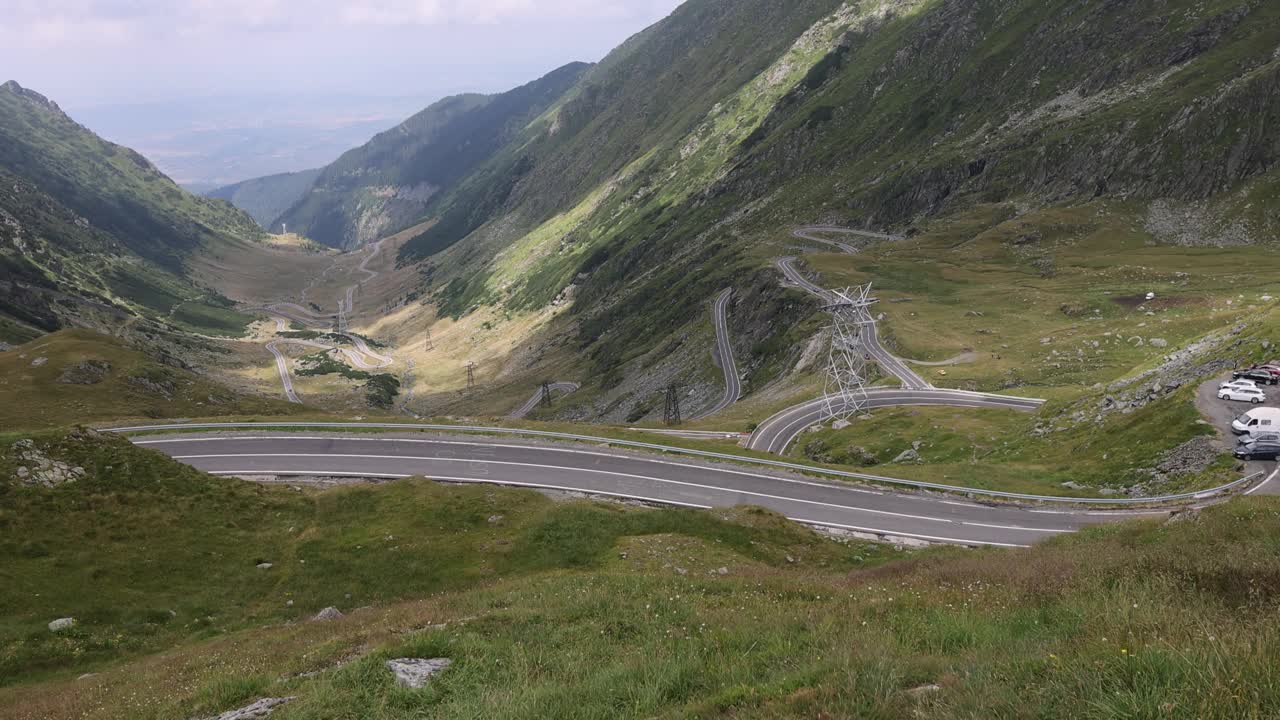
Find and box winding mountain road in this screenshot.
[792,226,901,254]
[129,430,1170,547]
[756,230,1044,453]
[696,288,742,419]
[748,389,1044,455]
[255,239,396,403]
[510,382,582,419]
[775,256,930,390]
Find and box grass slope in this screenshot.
[207,169,322,229]
[0,330,306,431]
[1,431,1279,718]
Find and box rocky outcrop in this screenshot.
[9,439,86,488]
[311,606,344,622]
[57,360,111,385]
[385,658,452,689]
[197,697,295,720]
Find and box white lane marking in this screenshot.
[960,521,1063,534]
[141,436,1092,526]
[140,436,888,498]
[202,470,1029,547]
[1244,465,1280,496]
[175,452,1040,530]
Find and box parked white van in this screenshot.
[1231,407,1280,435]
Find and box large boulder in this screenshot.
[386,658,452,689]
[311,606,344,622]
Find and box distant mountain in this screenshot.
[274,62,591,249]
[73,95,426,190]
[208,168,322,229]
[0,81,263,342]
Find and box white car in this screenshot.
[1220,386,1267,404]
[1221,379,1260,392]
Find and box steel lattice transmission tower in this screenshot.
[821,283,878,422]
[663,383,682,426]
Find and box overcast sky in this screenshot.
[1,0,684,109]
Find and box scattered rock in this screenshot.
[76,673,97,681]
[385,658,452,689]
[1164,508,1201,525]
[311,607,344,622]
[8,440,86,488]
[57,360,112,385]
[964,310,984,317]
[30,356,47,367]
[832,419,851,430]
[48,617,75,632]
[907,683,943,697]
[1149,338,1169,348]
[1147,436,1223,484]
[256,563,273,570]
[199,697,295,720]
[717,566,729,575]
[892,448,921,463]
[487,515,504,524]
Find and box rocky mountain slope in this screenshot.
[207,168,321,229]
[275,62,591,249]
[213,0,1280,425]
[0,81,268,342]
[405,0,1278,405]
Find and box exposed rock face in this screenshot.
[385,658,452,689]
[57,360,111,385]
[9,439,86,488]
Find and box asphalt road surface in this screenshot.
[792,226,901,254]
[510,382,582,419]
[775,257,930,390]
[747,389,1044,454]
[697,288,742,418]
[133,432,1154,547]
[252,239,395,403]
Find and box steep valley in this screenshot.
[5,2,1280,715]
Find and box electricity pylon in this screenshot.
[663,383,682,426]
[821,283,878,421]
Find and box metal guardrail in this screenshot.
[104,422,1265,506]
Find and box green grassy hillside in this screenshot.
[277,63,591,249]
[207,168,322,229]
[1,431,1278,718]
[0,330,307,431]
[0,81,262,270]
[0,81,267,341]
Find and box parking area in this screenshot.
[1196,373,1280,494]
